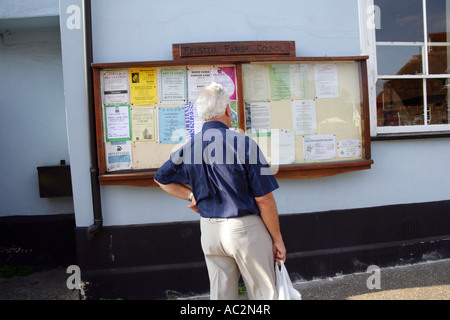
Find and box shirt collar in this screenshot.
[202,121,229,131]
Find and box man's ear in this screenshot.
[225,104,231,116]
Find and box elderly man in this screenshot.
[154,82,286,300]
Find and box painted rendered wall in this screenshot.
[0,23,73,216]
[57,0,450,227]
[0,0,59,19]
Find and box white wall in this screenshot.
[58,0,450,227]
[0,23,73,216]
[0,0,59,19]
[91,0,360,63]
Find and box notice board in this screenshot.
[92,41,372,187]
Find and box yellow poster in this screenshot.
[130,68,157,105]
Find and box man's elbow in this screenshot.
[153,178,163,187]
[254,192,276,207]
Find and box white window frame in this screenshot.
[359,0,450,136]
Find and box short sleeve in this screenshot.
[154,150,188,185]
[246,139,279,197]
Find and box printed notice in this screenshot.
[290,64,315,100]
[211,66,237,100]
[131,106,156,142]
[337,139,361,159]
[104,105,131,142]
[188,66,211,103]
[271,129,295,165]
[230,101,238,129]
[159,107,186,144]
[106,141,132,172]
[338,146,361,158]
[245,101,271,136]
[242,64,269,101]
[269,64,291,100]
[292,100,317,135]
[314,64,339,99]
[185,104,203,140]
[103,70,129,105]
[303,135,336,161]
[130,68,158,105]
[160,68,187,104]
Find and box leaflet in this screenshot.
[188,66,211,103]
[131,106,156,142]
[211,66,237,100]
[185,104,203,140]
[303,135,336,160]
[242,64,269,101]
[160,68,187,104]
[290,64,315,100]
[105,141,132,172]
[104,105,131,142]
[271,129,295,165]
[102,70,129,105]
[314,64,339,98]
[292,100,317,135]
[269,64,291,100]
[130,68,158,105]
[159,107,186,144]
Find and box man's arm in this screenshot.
[153,179,198,213]
[254,192,286,264]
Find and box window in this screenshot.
[374,0,450,134]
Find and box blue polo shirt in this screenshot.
[154,121,279,218]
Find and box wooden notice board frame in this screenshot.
[92,41,373,187]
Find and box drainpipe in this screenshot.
[83,0,103,240]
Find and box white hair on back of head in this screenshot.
[195,82,230,121]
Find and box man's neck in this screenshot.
[205,115,229,128]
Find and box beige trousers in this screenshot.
[200,214,277,300]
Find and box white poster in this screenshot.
[160,68,187,104]
[185,104,204,140]
[104,105,131,141]
[245,101,271,135]
[131,106,156,142]
[271,129,295,165]
[106,141,132,172]
[103,70,129,105]
[338,146,361,158]
[303,135,336,160]
[242,64,270,101]
[188,66,211,103]
[314,64,339,98]
[292,100,317,135]
[290,64,315,100]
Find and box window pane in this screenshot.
[377,79,424,126]
[427,78,449,124]
[377,46,423,75]
[427,0,449,42]
[375,0,424,42]
[429,46,450,74]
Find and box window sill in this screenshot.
[372,131,450,141]
[98,160,374,187]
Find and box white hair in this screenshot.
[195,82,230,121]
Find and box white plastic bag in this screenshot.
[275,261,302,300]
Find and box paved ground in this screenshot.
[294,258,450,300]
[185,258,450,300]
[0,267,79,300]
[0,258,448,300]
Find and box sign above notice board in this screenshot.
[173,41,296,59]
